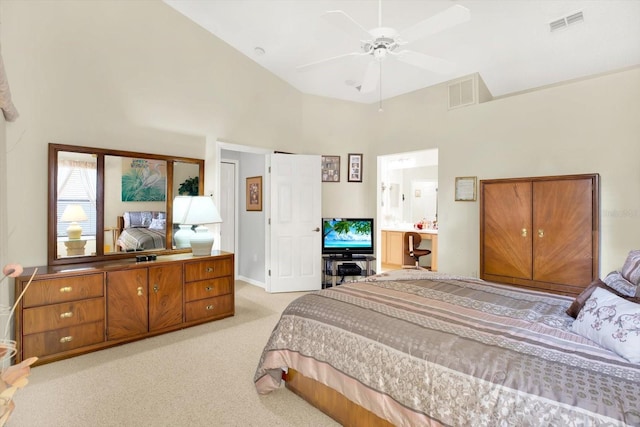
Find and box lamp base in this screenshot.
[174,224,195,249]
[190,225,214,256]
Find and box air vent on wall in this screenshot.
[549,11,584,32]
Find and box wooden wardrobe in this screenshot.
[480,174,599,297]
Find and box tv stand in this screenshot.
[322,255,375,288]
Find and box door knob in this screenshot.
[153,285,159,293]
[521,228,527,237]
[538,229,544,238]
[137,286,143,296]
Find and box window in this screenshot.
[57,160,97,238]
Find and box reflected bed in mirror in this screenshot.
[49,143,204,266]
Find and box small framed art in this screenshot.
[347,153,363,182]
[321,155,340,182]
[454,176,477,201]
[246,176,262,211]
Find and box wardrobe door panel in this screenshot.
[533,178,594,286]
[482,181,532,280]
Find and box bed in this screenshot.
[254,264,640,426]
[116,211,166,251]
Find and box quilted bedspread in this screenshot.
[254,270,640,426]
[117,227,165,251]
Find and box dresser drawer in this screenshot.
[185,294,233,323]
[23,321,105,358]
[184,277,232,302]
[23,273,104,307]
[184,258,232,282]
[22,298,105,335]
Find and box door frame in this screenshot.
[216,141,272,289]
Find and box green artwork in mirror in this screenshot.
[121,158,167,202]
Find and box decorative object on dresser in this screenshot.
[480,173,599,296]
[13,252,234,366]
[173,196,223,256]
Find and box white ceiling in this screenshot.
[164,1,640,104]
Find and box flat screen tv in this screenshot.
[322,218,374,258]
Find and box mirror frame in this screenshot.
[48,143,204,266]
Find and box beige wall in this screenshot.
[2,1,639,286]
[374,69,640,276]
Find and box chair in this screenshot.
[404,232,431,269]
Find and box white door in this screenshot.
[268,153,322,292]
[219,161,236,255]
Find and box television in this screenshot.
[322,218,374,258]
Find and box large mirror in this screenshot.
[48,144,204,265]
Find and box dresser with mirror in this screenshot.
[13,144,235,365]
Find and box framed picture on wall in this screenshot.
[347,153,363,182]
[246,176,262,211]
[321,155,340,182]
[454,176,477,201]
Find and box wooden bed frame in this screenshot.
[285,369,393,427]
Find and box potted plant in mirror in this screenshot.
[178,176,199,196]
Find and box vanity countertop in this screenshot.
[382,226,438,234]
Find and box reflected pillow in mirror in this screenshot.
[149,218,166,230]
[124,211,154,228]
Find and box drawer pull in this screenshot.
[59,336,73,343]
[60,311,73,319]
[59,286,73,293]
[137,286,143,297]
[153,285,159,293]
[206,267,214,273]
[205,304,215,310]
[205,286,213,292]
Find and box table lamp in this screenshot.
[173,196,195,249]
[173,196,223,255]
[182,196,223,256]
[60,204,88,240]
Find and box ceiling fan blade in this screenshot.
[400,5,470,44]
[359,61,379,93]
[296,51,363,71]
[394,50,455,74]
[322,10,372,41]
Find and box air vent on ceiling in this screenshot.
[549,11,584,32]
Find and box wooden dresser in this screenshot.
[480,174,599,296]
[14,251,234,365]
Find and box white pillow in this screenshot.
[571,287,640,363]
[148,218,166,230]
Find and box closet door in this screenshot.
[532,178,595,286]
[482,181,532,280]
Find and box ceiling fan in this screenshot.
[297,1,470,97]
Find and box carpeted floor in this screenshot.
[9,281,339,426]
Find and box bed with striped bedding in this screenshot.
[254,269,640,426]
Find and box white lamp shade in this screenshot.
[172,196,192,225]
[183,196,222,225]
[61,204,88,222]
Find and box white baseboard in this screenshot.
[236,275,265,289]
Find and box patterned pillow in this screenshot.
[566,279,628,318]
[603,271,638,297]
[571,287,640,363]
[621,249,640,287]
